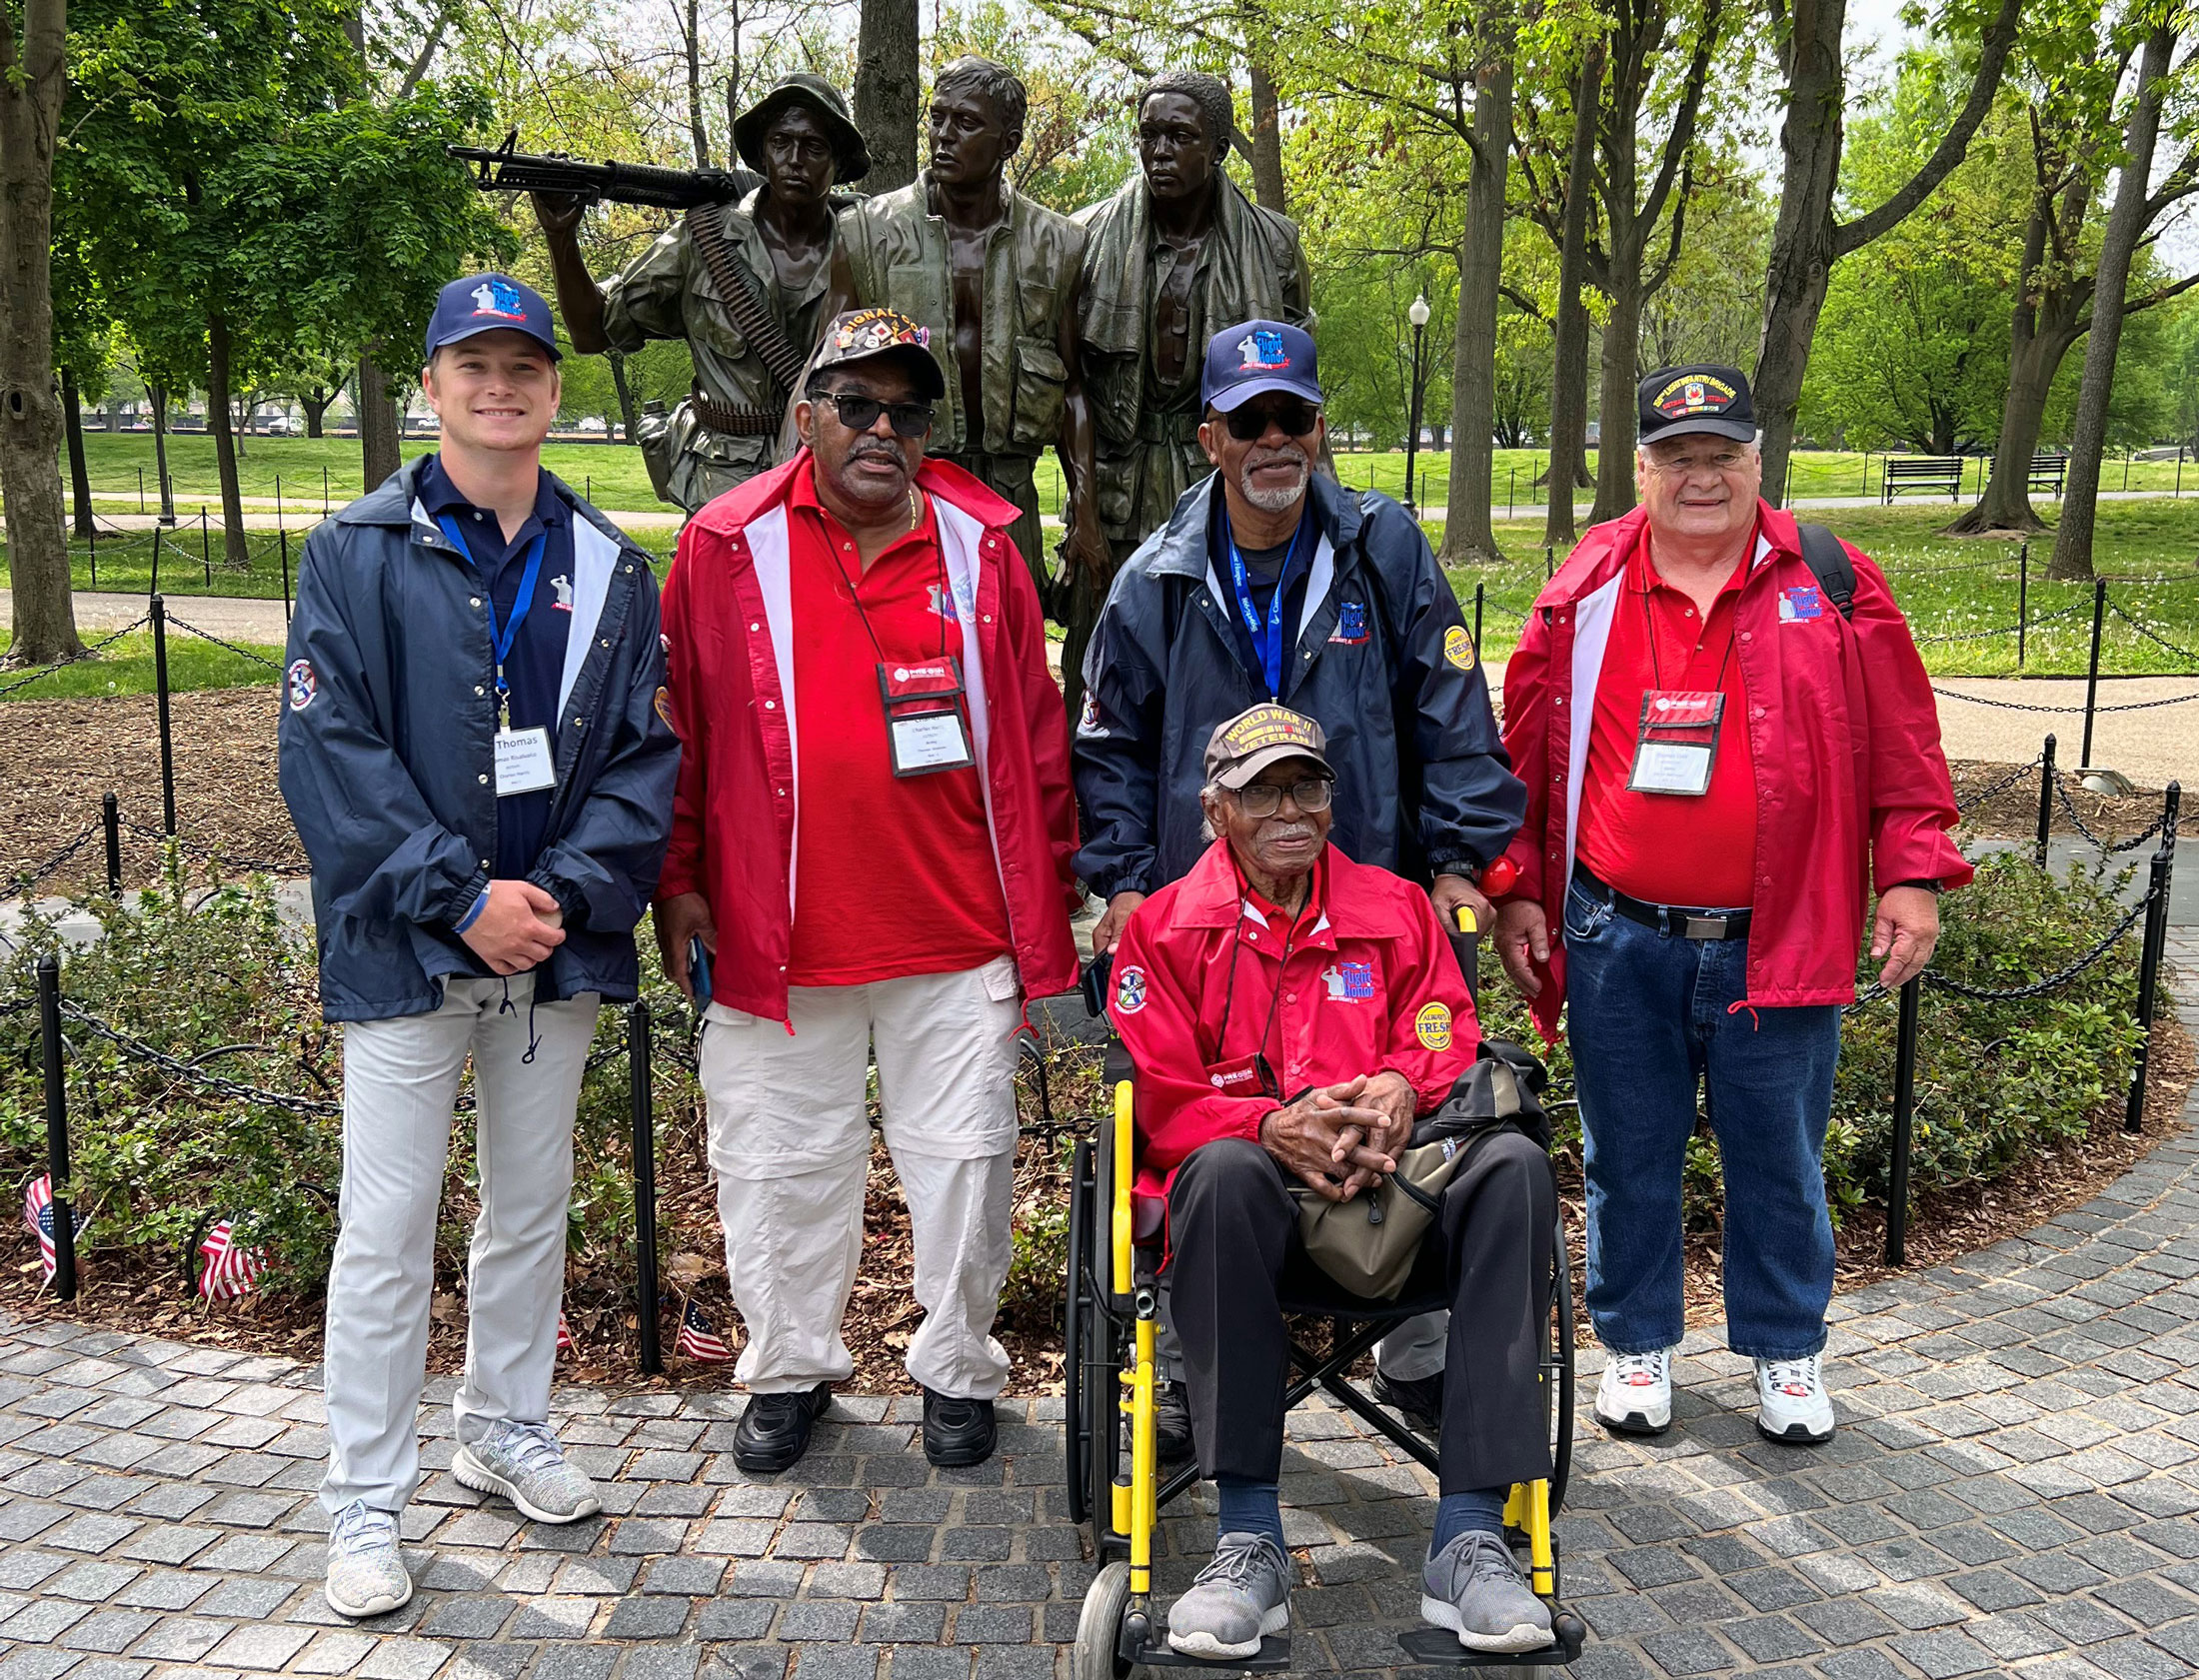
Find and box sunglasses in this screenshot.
[1232,775,1334,818]
[813,391,936,439]
[1224,400,1321,442]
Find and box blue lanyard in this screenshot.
[1225,514,1308,700]
[437,514,548,720]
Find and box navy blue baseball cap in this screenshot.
[424,273,562,364]
[1201,319,1322,413]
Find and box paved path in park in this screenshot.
[1,957,2198,1680]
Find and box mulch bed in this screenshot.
[0,728,2190,1393]
[1951,756,2173,852]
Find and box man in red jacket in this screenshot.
[1110,705,1557,1660]
[1491,364,1969,1448]
[653,308,1082,1474]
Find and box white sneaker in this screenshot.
[1593,1347,1673,1436]
[324,1501,411,1620]
[1754,1354,1835,1443]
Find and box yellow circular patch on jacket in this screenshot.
[1443,626,1476,672]
[1415,1001,1453,1051]
[654,687,674,727]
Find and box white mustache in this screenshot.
[1263,823,1315,841]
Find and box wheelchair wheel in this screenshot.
[1549,1214,1576,1515]
[1075,1559,1134,1680]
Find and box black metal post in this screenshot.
[2016,542,2028,669]
[138,467,146,514]
[87,523,96,589]
[2036,734,2057,869]
[1473,583,1484,654]
[37,954,76,1300]
[629,999,663,1374]
[148,526,161,603]
[200,509,211,585]
[322,466,330,514]
[1508,467,1515,520]
[2125,783,2180,1130]
[102,794,120,893]
[151,596,176,837]
[1545,545,1554,580]
[2081,578,2107,769]
[1884,973,1921,1267]
[280,530,292,624]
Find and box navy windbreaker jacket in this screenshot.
[1073,472,1524,897]
[277,460,681,1022]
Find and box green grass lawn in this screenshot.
[43,432,2199,518]
[0,628,281,703]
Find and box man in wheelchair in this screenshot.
[1106,704,1559,1658]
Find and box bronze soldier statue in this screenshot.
[1066,71,1313,721]
[534,73,865,513]
[823,55,1106,630]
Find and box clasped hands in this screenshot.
[1257,1070,1417,1203]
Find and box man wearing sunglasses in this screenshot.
[1075,318,1525,1455]
[1105,704,1558,1659]
[652,307,1081,1475]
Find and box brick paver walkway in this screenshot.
[3,957,2199,1679]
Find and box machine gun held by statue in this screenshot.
[449,132,762,210]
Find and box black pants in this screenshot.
[1166,1132,1556,1496]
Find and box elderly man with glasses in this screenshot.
[652,307,1082,1474]
[1490,364,1968,1446]
[1106,703,1557,1660]
[1076,318,1524,1457]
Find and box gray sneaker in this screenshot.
[1421,1530,1553,1654]
[453,1418,602,1524]
[1165,1531,1292,1660]
[324,1500,411,1620]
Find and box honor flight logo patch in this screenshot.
[286,659,317,712]
[1236,328,1290,372]
[1415,1001,1453,1051]
[1779,584,1825,622]
[1443,626,1477,672]
[1114,964,1148,1015]
[1330,601,1370,645]
[470,278,529,320]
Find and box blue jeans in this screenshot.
[1563,876,1841,1360]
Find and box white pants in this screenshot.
[701,955,1023,1398]
[319,974,600,1515]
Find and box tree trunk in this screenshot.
[205,311,251,569]
[151,383,177,525]
[1439,53,1516,567]
[358,354,403,491]
[0,0,82,665]
[854,0,921,194]
[1950,327,2078,535]
[684,0,711,168]
[1544,43,1602,548]
[1246,55,1288,214]
[2052,22,2176,583]
[302,385,332,438]
[61,366,95,540]
[1587,269,1642,526]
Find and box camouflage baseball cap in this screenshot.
[810,308,948,400]
[1202,704,1332,791]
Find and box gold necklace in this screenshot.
[908,486,922,531]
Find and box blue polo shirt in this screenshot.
[419,456,573,881]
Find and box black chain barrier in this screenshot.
[0,616,153,698]
[118,819,305,877]
[161,615,285,672]
[2053,772,2170,854]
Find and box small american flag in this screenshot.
[676,1301,732,1363]
[557,1311,576,1353]
[22,1176,86,1284]
[196,1219,266,1299]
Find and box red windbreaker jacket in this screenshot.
[656,453,1083,1022]
[1499,502,1971,1038]
[1107,838,1477,1200]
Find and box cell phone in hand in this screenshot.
[688,935,713,1010]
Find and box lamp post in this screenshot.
[1404,294,1431,515]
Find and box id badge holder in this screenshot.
[1627,690,1723,797]
[879,658,976,778]
[494,726,557,797]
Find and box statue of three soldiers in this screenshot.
[532,60,1312,720]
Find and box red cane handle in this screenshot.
[1481,855,1519,898]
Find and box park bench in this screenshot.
[2029,452,2069,497]
[1881,456,1964,504]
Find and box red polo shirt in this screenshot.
[786,464,1012,986]
[1574,527,1758,908]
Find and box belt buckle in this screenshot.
[1682,913,1728,940]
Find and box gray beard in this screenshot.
[1239,461,1308,513]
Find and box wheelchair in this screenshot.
[1061,923,1587,1675]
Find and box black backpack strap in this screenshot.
[1795,522,1856,621]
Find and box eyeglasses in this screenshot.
[1644,449,1750,476]
[812,392,936,439]
[1231,776,1334,818]
[1224,401,1320,442]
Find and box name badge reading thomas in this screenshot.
[1627,691,1724,798]
[879,659,976,778]
[494,727,557,797]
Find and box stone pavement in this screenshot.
[3,970,2199,1680]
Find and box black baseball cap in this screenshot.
[424,274,561,364]
[810,308,948,400]
[1637,364,1754,445]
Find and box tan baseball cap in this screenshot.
[1203,704,1332,791]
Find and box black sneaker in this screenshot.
[733,1382,833,1473]
[922,1388,998,1467]
[1373,1368,1444,1433]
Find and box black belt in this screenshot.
[1573,865,1750,940]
